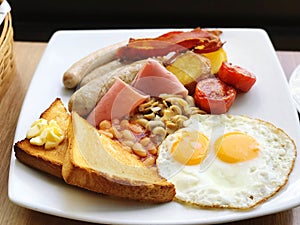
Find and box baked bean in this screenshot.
[110,126,122,139]
[170,105,182,115]
[146,120,165,131]
[129,123,144,134]
[144,112,156,120]
[185,95,195,106]
[147,142,158,155]
[99,119,112,130]
[150,133,164,146]
[132,142,147,157]
[152,126,167,139]
[143,156,155,167]
[134,118,148,128]
[166,121,178,130]
[120,119,130,129]
[121,129,135,141]
[140,137,151,146]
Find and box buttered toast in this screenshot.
[14,98,70,178]
[14,99,175,203]
[63,112,175,202]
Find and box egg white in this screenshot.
[156,114,296,209]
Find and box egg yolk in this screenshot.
[214,132,259,163]
[171,131,209,165]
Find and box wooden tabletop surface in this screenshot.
[1,41,300,225]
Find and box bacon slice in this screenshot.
[118,27,223,61]
[131,59,188,97]
[87,78,149,126]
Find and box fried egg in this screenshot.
[156,114,296,209]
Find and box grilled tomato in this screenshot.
[217,62,256,92]
[194,77,237,114]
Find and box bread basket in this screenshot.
[0,0,15,98]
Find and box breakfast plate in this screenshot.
[9,28,300,224]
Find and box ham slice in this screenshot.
[131,59,188,97]
[87,78,149,126]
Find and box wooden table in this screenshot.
[1,41,300,225]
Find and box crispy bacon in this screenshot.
[193,39,225,54]
[117,27,224,61]
[118,40,185,61]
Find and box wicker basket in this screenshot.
[0,9,15,99]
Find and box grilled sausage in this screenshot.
[68,60,148,116]
[63,40,127,89]
[79,59,126,87]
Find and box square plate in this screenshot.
[9,28,300,224]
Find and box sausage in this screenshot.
[63,40,127,89]
[79,59,126,87]
[68,59,148,117]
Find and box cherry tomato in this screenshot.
[194,77,237,114]
[217,62,256,92]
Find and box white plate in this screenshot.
[9,28,300,224]
[289,64,300,112]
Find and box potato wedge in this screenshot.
[202,47,228,74]
[166,51,211,95]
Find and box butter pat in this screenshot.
[26,118,64,149]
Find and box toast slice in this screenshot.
[62,112,175,203]
[14,98,70,178]
[14,99,175,203]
